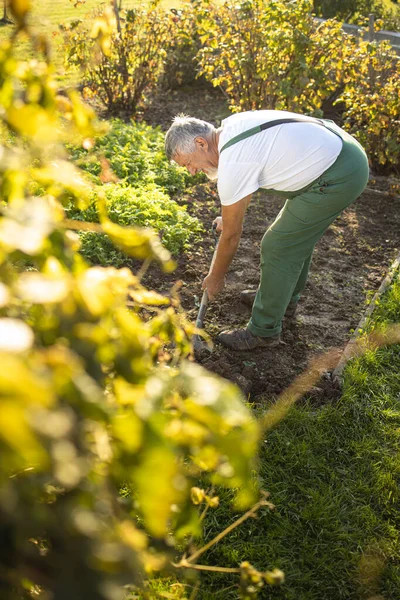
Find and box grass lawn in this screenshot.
[0,0,177,85]
[190,273,400,599]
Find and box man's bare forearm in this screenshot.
[209,232,241,279]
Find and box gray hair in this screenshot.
[165,114,216,160]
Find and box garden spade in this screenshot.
[193,222,219,360]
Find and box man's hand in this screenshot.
[203,194,252,300]
[213,216,223,232]
[202,272,225,300]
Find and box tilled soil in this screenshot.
[143,179,400,400]
[142,87,400,400]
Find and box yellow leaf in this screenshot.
[118,520,148,551]
[0,197,59,255]
[6,103,58,144]
[102,219,174,270]
[264,568,285,586]
[15,272,70,304]
[134,444,184,538]
[112,411,143,453]
[76,266,134,317]
[0,318,34,353]
[190,486,205,505]
[32,161,93,209]
[129,288,170,306]
[9,0,31,24]
[0,353,54,407]
[0,283,10,308]
[114,377,146,406]
[0,401,47,467]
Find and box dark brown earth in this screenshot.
[141,86,400,401]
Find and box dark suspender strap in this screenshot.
[220,116,325,153]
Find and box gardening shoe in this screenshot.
[240,289,298,318]
[217,327,280,351]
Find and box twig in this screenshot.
[178,493,273,566]
[137,258,151,281]
[176,561,241,574]
[189,581,201,600]
[63,218,103,233]
[365,186,398,197]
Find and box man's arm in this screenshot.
[202,194,252,299]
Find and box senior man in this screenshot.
[165,110,369,351]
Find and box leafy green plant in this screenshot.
[195,0,400,172]
[0,4,279,599]
[337,39,400,173]
[196,0,356,115]
[313,0,400,31]
[161,2,204,89]
[62,3,171,115]
[67,183,204,265]
[69,118,199,194]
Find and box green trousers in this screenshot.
[248,122,369,338]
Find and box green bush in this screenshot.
[195,0,400,172]
[161,2,204,89]
[67,183,204,265]
[0,5,264,599]
[196,0,355,115]
[338,40,400,173]
[69,118,201,194]
[62,4,170,115]
[313,0,400,31]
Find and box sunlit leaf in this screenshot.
[134,443,185,537]
[0,353,54,406]
[0,318,34,352]
[15,272,70,304]
[76,266,134,316]
[128,288,170,306]
[6,103,58,144]
[0,283,10,307]
[0,401,47,467]
[32,161,94,209]
[0,197,59,255]
[118,521,148,551]
[9,0,31,25]
[102,219,175,270]
[112,410,143,453]
[113,377,147,406]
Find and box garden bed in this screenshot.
[141,88,400,401]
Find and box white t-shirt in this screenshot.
[217,110,343,206]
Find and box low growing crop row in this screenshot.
[69,119,198,194]
[67,183,203,266]
[67,119,204,265]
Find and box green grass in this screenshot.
[0,0,178,84]
[188,273,400,599]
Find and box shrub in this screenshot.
[0,5,265,599]
[337,40,400,173]
[62,4,170,115]
[196,0,355,115]
[313,0,400,31]
[161,1,206,89]
[67,183,204,265]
